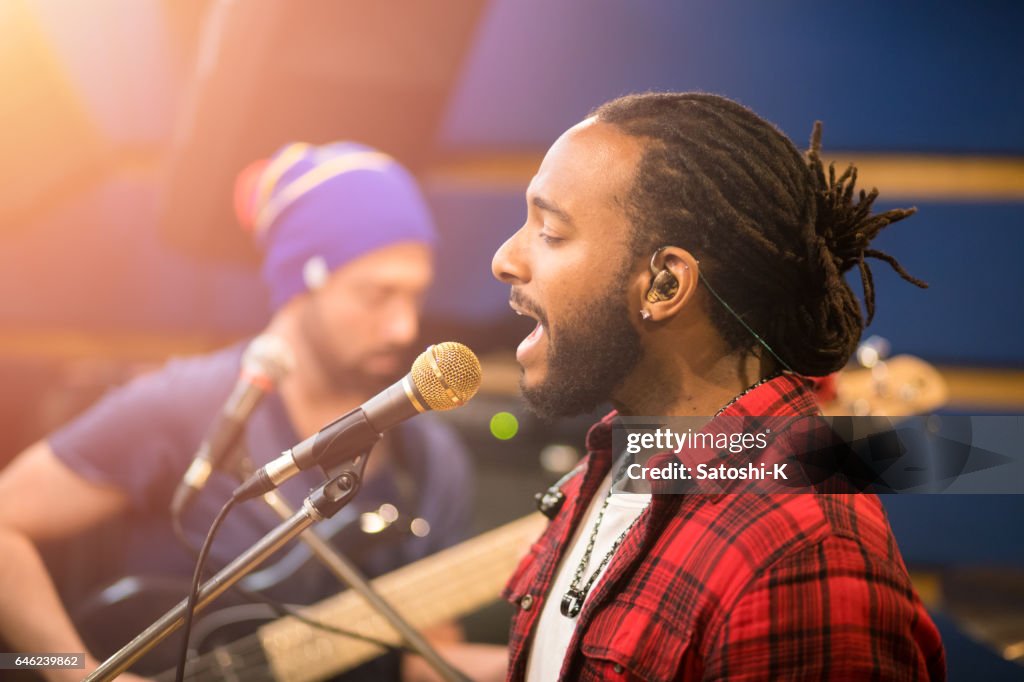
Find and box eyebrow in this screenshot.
[531,196,574,226]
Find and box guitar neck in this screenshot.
[240,512,545,682]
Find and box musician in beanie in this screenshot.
[0,142,473,681]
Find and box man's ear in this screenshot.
[640,246,699,322]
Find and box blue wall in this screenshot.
[441,0,1024,153]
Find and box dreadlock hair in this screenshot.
[593,92,927,377]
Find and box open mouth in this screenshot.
[517,319,545,360]
[509,297,547,364]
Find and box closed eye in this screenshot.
[539,229,564,245]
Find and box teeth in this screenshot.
[515,310,523,316]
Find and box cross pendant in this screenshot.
[560,589,584,618]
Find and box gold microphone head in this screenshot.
[410,342,483,411]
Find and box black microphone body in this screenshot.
[171,335,293,517]
[233,342,482,503]
[233,375,425,502]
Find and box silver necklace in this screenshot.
[559,457,636,618]
[712,373,777,416]
[559,374,778,619]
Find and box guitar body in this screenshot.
[76,576,272,677]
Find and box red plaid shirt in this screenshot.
[503,374,945,681]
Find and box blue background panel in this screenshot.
[441,0,1024,154]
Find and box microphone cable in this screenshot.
[175,497,237,682]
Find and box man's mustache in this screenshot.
[509,289,548,327]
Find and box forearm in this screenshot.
[402,642,508,682]
[0,528,98,682]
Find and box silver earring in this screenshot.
[640,310,652,321]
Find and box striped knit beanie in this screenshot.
[234,141,437,310]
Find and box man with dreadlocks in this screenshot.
[486,92,945,680]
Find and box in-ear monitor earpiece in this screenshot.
[646,246,680,303]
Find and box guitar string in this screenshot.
[174,630,275,682]
[381,532,529,609]
[173,523,535,680]
[371,524,532,602]
[198,644,274,682]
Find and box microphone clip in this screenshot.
[307,447,374,520]
[233,410,381,504]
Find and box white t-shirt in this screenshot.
[525,472,651,681]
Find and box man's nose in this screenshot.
[492,227,529,285]
[382,298,420,347]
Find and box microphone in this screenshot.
[233,342,482,503]
[171,334,294,517]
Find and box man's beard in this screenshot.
[301,307,407,396]
[519,282,643,419]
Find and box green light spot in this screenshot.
[490,411,519,441]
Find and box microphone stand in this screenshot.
[232,447,468,681]
[86,454,469,682]
[257,485,468,682]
